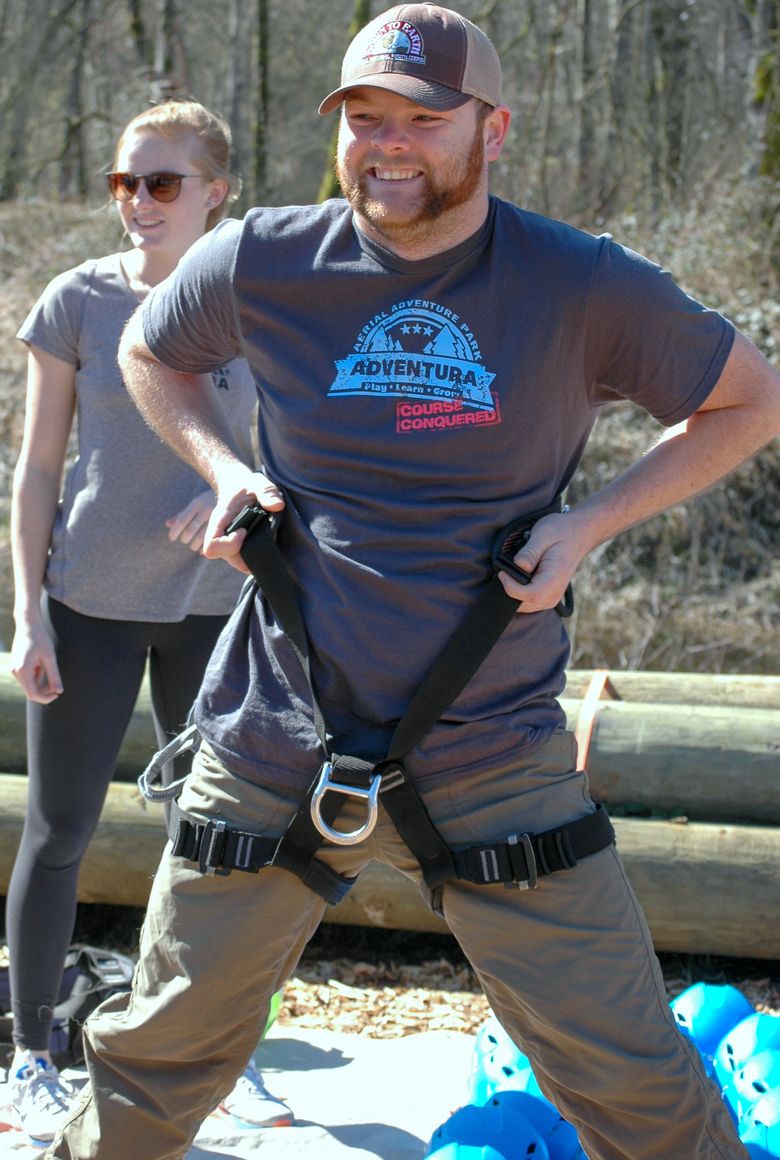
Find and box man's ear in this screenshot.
[484,105,511,162]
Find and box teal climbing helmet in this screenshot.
[714,1014,780,1091]
[670,983,753,1068]
[723,1050,780,1125]
[738,1088,780,1159]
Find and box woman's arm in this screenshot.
[10,345,76,700]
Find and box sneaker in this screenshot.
[9,1051,74,1144]
[216,1059,293,1128]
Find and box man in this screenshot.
[48,5,779,1159]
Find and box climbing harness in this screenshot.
[139,501,614,904]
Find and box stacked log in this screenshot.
[1,656,778,958]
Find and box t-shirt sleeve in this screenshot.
[584,237,735,426]
[16,264,93,364]
[142,218,245,373]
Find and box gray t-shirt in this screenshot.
[143,197,734,790]
[18,252,257,621]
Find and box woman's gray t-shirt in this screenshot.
[142,198,734,789]
[18,252,257,621]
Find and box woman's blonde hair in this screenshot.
[114,99,241,230]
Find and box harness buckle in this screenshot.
[310,762,381,846]
[198,820,230,876]
[507,832,538,890]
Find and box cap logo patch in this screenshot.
[364,20,426,66]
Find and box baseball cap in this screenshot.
[318,4,502,115]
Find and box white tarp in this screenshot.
[0,1026,475,1159]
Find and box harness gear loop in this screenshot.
[137,719,200,802]
[310,760,382,845]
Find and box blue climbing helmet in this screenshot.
[482,1091,586,1160]
[425,1145,507,1160]
[425,1098,550,1159]
[723,1050,780,1125]
[738,1088,780,1159]
[714,1014,780,1090]
[670,983,754,1065]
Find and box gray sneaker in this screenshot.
[9,1051,75,1144]
[216,1059,293,1128]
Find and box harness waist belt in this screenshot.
[451,804,614,889]
[168,799,614,894]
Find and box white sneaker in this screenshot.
[216,1059,293,1128]
[9,1051,74,1144]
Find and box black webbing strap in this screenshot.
[169,800,356,905]
[169,794,614,894]
[452,804,614,887]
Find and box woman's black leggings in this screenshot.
[5,595,228,1051]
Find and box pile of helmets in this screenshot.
[670,982,780,1158]
[424,987,780,1160]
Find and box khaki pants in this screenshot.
[46,731,747,1160]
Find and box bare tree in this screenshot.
[60,0,97,199]
[317,0,372,203]
[0,0,770,222]
[153,0,192,98]
[253,0,270,202]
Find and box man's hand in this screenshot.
[202,471,286,574]
[497,511,587,614]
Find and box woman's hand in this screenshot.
[165,490,217,554]
[10,621,63,703]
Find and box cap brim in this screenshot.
[318,75,471,115]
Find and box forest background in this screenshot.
[0,0,778,674]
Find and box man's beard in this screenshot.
[336,122,485,246]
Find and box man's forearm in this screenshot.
[575,332,780,555]
[574,408,772,555]
[118,308,247,493]
[508,331,780,611]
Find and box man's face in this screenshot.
[336,88,491,253]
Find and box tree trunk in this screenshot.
[316,0,372,204]
[153,0,191,98]
[0,776,776,958]
[253,0,269,203]
[60,0,94,199]
[125,0,150,68]
[577,0,597,208]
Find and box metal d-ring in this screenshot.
[310,762,381,845]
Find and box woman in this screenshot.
[6,99,291,1144]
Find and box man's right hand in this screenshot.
[202,471,286,574]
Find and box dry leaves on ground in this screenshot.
[278,941,780,1039]
[279,955,491,1038]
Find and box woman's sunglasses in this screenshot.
[106,171,204,203]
